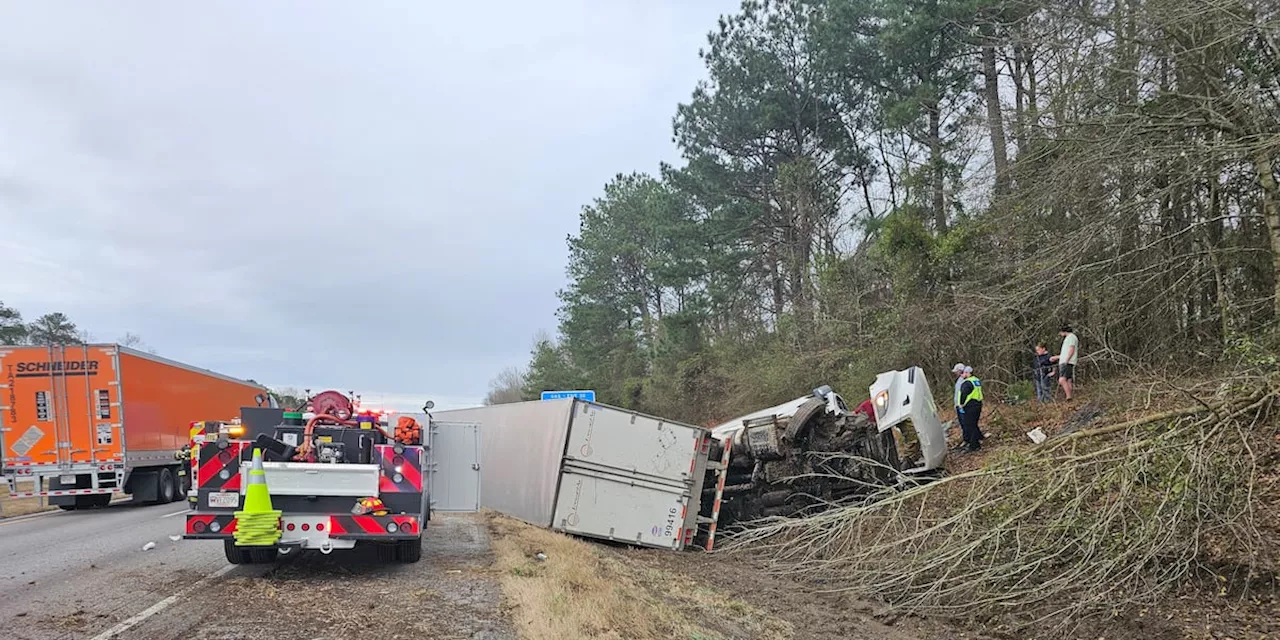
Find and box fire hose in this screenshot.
[292,414,358,461]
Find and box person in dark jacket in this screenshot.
[958,367,984,452]
[1033,344,1054,403]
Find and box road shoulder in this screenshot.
[120,512,514,640]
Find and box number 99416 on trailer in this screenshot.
[182,390,435,564]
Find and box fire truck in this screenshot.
[182,390,432,564]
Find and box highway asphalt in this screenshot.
[0,502,511,639]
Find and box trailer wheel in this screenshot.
[397,539,422,563]
[59,495,106,510]
[157,468,178,503]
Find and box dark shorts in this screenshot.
[1059,363,1075,380]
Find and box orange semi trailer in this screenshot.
[1,344,268,510]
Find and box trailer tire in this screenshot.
[157,468,178,504]
[397,539,422,563]
[59,495,106,510]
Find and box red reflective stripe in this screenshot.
[353,516,383,534]
[375,444,424,493]
[197,455,224,486]
[328,517,348,535]
[399,456,423,491]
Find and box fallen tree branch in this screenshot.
[719,379,1279,637]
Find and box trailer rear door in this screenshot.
[0,345,123,469]
[430,421,481,512]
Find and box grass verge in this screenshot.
[0,483,54,518]
[485,512,792,640]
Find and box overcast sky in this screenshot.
[0,2,738,410]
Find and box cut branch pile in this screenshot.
[721,377,1280,634]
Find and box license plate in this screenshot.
[207,492,239,508]
[59,475,77,485]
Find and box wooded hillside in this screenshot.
[498,0,1279,421]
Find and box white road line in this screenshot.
[87,564,237,640]
[160,509,189,519]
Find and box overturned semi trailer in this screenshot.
[433,399,712,551]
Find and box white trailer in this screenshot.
[433,399,712,551]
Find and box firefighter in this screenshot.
[957,367,984,452]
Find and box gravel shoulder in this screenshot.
[121,513,515,640]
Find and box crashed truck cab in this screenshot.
[700,367,948,529]
[183,391,433,564]
[709,369,946,475]
[868,366,947,473]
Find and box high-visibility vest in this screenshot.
[962,376,984,404]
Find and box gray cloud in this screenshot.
[0,2,736,410]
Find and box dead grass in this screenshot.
[0,482,54,518]
[485,512,792,640]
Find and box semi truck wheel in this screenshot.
[58,495,108,510]
[157,468,177,503]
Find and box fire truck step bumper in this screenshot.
[327,514,421,540]
[184,513,420,544]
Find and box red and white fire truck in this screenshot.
[182,390,432,564]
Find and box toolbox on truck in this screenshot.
[241,461,381,497]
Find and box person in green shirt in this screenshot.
[1050,325,1079,401]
